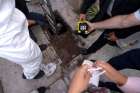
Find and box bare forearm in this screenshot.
[93,14,140,29]
[93,15,126,29]
[96,61,127,86]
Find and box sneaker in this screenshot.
[41,63,57,77]
[23,70,45,80]
[39,44,47,51]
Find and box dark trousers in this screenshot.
[86,26,140,54]
[108,49,140,70]
[28,13,47,42]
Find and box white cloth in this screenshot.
[134,9,140,21]
[0,0,42,79]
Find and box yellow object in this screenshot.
[77,20,89,34]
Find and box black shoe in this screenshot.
[37,87,49,93]
[39,44,47,51]
[23,70,45,80]
[80,48,89,55]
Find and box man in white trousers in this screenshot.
[0,0,56,80]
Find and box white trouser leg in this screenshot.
[0,34,43,79]
[0,7,43,80]
[20,53,43,79]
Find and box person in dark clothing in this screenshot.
[16,0,48,51]
[80,0,140,55]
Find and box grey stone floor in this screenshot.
[1,0,140,93]
[0,59,63,93]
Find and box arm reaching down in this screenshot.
[96,61,127,86]
[96,61,140,93]
[88,9,140,31]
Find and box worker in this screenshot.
[79,0,140,55]
[0,0,55,80]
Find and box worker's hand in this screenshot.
[68,65,91,93]
[87,21,96,32]
[95,60,127,86]
[107,32,118,42]
[79,13,86,20]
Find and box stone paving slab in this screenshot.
[0,58,62,93]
